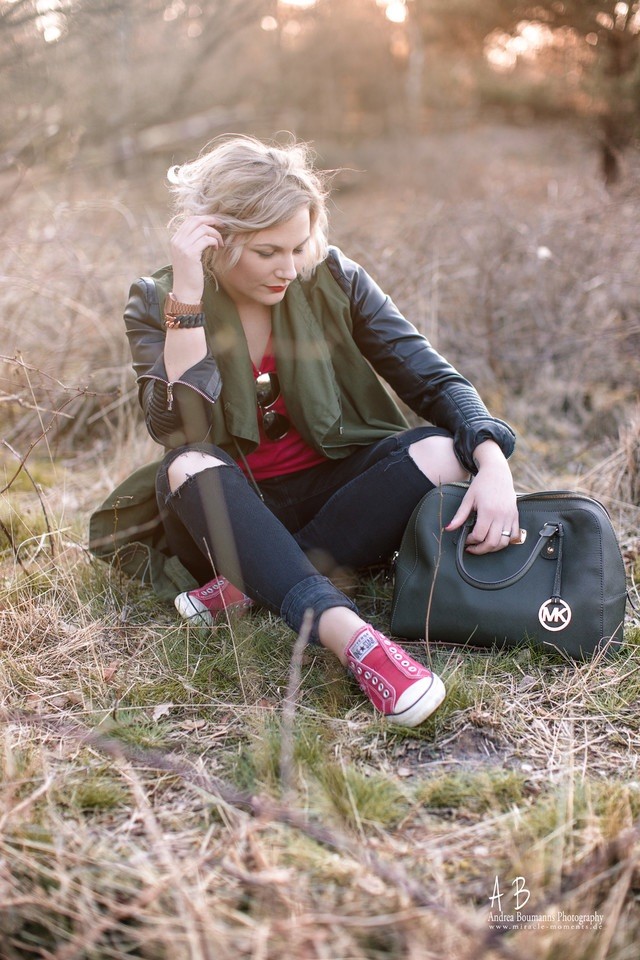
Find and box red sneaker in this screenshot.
[174,577,252,628]
[345,625,445,727]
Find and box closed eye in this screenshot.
[253,237,309,258]
[256,247,306,258]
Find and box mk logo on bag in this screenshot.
[538,598,572,632]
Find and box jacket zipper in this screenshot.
[139,374,217,412]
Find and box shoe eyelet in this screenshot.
[394,653,402,660]
[357,667,363,674]
[409,666,417,673]
[401,659,410,667]
[365,671,371,679]
[383,691,390,698]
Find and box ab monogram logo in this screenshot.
[538,597,572,632]
[489,875,530,914]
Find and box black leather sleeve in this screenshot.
[326,247,515,473]
[124,277,221,447]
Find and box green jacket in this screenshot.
[89,246,515,599]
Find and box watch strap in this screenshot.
[164,291,204,316]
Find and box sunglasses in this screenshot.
[255,371,290,442]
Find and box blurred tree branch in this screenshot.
[0,0,638,180]
[0,0,125,32]
[150,0,267,123]
[0,0,268,172]
[418,0,640,181]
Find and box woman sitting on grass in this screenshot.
[120,135,518,727]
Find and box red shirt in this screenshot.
[239,349,326,481]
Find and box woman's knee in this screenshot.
[408,435,469,486]
[167,450,226,492]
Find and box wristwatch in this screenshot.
[164,292,204,316]
[164,292,205,329]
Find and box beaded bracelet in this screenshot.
[164,312,206,329]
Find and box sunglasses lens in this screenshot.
[255,372,279,408]
[262,410,290,442]
[255,371,289,440]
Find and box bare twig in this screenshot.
[0,515,28,571]
[2,440,55,560]
[0,773,55,832]
[424,484,447,651]
[279,609,313,798]
[0,357,103,497]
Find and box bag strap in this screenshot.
[455,520,561,590]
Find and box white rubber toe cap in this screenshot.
[174,593,215,628]
[390,674,446,727]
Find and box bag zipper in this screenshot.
[446,481,613,517]
[515,490,615,520]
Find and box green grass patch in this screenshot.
[317,761,409,828]
[96,708,175,749]
[0,508,54,557]
[514,778,640,848]
[415,768,527,815]
[228,713,331,796]
[54,769,128,813]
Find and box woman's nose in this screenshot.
[275,256,298,280]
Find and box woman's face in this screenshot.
[219,206,311,309]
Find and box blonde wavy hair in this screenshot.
[167,135,329,281]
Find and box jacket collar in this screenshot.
[201,275,342,447]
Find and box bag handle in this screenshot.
[455,520,560,591]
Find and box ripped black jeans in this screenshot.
[156,426,448,642]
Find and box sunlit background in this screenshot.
[1,0,638,186]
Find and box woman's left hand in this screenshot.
[445,440,519,554]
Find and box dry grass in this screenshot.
[1,538,639,959]
[1,122,640,958]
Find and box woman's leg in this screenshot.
[159,439,449,727]
[156,444,359,642]
[293,427,468,569]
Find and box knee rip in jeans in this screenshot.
[167,452,227,495]
[408,436,468,485]
[383,445,413,472]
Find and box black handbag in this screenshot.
[390,484,627,659]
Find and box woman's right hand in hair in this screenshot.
[169,215,224,302]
